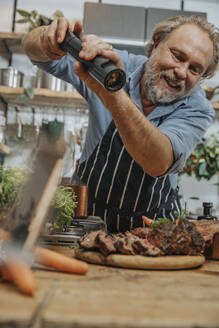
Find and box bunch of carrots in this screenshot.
[0,230,88,296]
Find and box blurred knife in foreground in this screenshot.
[2,120,67,256]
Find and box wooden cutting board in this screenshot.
[75,248,205,270]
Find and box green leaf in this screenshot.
[152,218,171,229]
[206,156,216,168]
[39,14,51,26]
[216,156,219,169]
[16,88,34,101]
[194,143,205,157]
[199,162,208,176]
[25,87,34,99]
[17,94,29,102]
[16,18,31,24]
[30,10,38,18]
[16,9,31,17]
[208,149,216,158]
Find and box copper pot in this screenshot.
[63,184,88,217]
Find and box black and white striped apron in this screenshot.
[76,120,181,233]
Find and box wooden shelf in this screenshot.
[0,85,218,112]
[0,33,218,112]
[0,32,24,54]
[0,32,24,40]
[0,85,88,109]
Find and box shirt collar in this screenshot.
[126,59,146,111]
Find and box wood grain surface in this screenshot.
[0,245,219,328]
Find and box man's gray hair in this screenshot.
[145,15,219,79]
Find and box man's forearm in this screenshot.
[22,26,50,62]
[100,89,174,177]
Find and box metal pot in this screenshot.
[42,71,66,91]
[1,67,23,87]
[22,69,44,89]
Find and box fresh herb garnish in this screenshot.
[152,218,171,229]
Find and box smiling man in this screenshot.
[142,22,214,105]
[22,15,219,233]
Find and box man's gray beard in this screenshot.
[143,59,197,104]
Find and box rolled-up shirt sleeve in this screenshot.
[158,91,215,175]
[31,49,130,102]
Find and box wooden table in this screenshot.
[1,246,219,328]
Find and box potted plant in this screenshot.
[182,131,219,181]
[16,9,64,31]
[0,165,77,231]
[49,186,78,231]
[0,166,27,219]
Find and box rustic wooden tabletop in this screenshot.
[0,246,219,328]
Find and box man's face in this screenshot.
[143,24,213,104]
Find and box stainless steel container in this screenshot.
[22,69,44,89]
[42,71,66,91]
[1,67,23,87]
[22,75,37,88]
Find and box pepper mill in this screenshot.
[197,202,218,220]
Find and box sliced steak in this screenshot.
[95,231,116,256]
[79,230,100,249]
[193,219,219,246]
[78,218,215,257]
[114,232,137,255]
[132,238,163,256]
[147,219,205,255]
[131,227,149,239]
[177,219,205,254]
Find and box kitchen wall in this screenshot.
[0,0,219,215]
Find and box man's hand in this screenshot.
[40,18,84,60]
[74,34,124,98]
[22,18,83,62]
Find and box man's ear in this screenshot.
[152,39,160,52]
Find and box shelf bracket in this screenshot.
[1,39,12,66]
[12,0,18,32]
[0,95,8,117]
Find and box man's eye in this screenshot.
[172,51,183,62]
[190,66,201,75]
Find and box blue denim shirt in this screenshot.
[32,50,215,189]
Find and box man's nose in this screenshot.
[174,63,188,80]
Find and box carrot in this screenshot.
[0,229,11,241]
[1,260,37,296]
[35,247,89,275]
[142,215,153,227]
[0,266,12,280]
[0,231,37,296]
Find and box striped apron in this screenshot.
[76,120,181,233]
